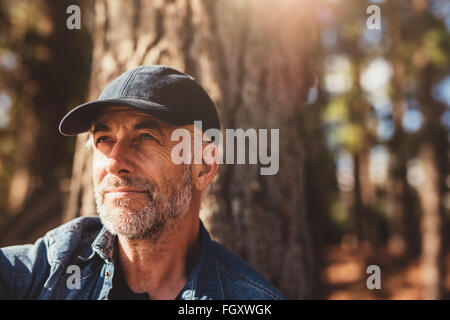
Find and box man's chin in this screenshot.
[103,197,151,209]
[98,210,165,240]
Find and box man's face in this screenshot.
[91,106,192,240]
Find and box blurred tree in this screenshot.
[385,0,420,259]
[64,0,328,299]
[350,52,378,247]
[320,0,381,248]
[0,0,92,246]
[410,0,450,300]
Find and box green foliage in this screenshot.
[324,96,349,124]
[424,29,450,66]
[329,200,349,231]
[323,96,365,153]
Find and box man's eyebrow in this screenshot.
[90,119,165,135]
[92,122,111,134]
[133,119,163,134]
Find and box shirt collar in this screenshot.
[178,220,224,300]
[92,227,116,261]
[79,226,115,262]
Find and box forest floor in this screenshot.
[322,243,450,299]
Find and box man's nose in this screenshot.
[105,139,134,175]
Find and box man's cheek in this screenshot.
[92,155,107,186]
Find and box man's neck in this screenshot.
[116,215,201,300]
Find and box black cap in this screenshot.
[59,65,220,136]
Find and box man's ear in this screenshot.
[192,143,219,191]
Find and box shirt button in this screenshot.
[105,271,110,279]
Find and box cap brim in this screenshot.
[59,98,183,136]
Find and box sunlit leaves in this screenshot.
[324,96,349,123]
[424,29,450,66]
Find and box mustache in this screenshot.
[96,176,158,197]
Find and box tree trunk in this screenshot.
[416,65,447,299]
[411,0,448,299]
[418,142,443,299]
[349,53,377,248]
[0,0,92,246]
[385,0,418,259]
[65,0,323,299]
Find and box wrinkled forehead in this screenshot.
[90,106,170,132]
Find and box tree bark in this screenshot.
[65,0,323,299]
[416,65,447,299]
[411,0,448,299]
[0,0,92,245]
[385,0,418,258]
[418,142,443,299]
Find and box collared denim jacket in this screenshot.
[0,216,284,300]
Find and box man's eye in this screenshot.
[140,133,157,142]
[96,136,113,144]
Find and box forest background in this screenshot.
[0,0,449,299]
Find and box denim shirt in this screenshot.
[0,216,284,300]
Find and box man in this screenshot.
[0,65,283,300]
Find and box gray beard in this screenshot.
[94,166,192,241]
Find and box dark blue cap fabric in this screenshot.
[59,65,220,136]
